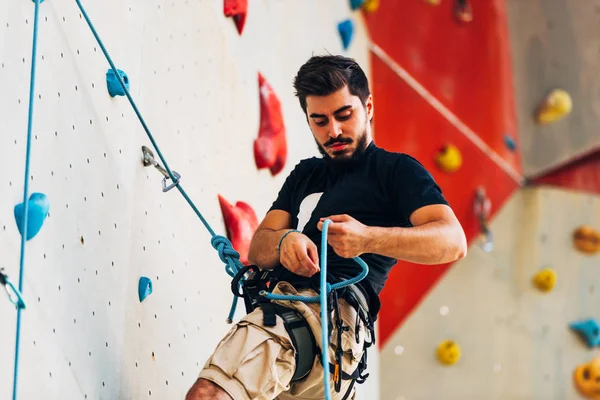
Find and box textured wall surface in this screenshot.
[507,0,600,178]
[0,0,377,399]
[381,187,600,400]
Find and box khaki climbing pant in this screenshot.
[198,281,368,400]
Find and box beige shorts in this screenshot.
[198,281,369,400]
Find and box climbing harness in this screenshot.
[0,269,26,310]
[233,221,374,400]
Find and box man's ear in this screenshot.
[365,94,374,121]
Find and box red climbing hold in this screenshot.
[224,0,247,35]
[254,72,288,176]
[218,195,259,265]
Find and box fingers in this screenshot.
[297,251,320,277]
[320,214,351,223]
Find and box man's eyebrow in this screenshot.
[309,105,353,119]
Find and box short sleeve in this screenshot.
[393,154,449,222]
[268,161,305,213]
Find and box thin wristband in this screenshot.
[278,229,301,253]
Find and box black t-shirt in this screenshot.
[268,142,448,320]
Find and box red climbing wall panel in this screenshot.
[364,0,521,347]
[533,149,600,196]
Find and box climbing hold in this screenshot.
[535,89,572,124]
[473,187,493,252]
[435,144,462,173]
[218,195,259,266]
[254,72,288,176]
[14,192,49,241]
[436,340,461,365]
[572,225,600,255]
[362,0,379,13]
[504,134,517,151]
[106,68,130,97]
[574,357,600,400]
[224,0,247,35]
[349,0,365,10]
[424,0,441,5]
[338,19,354,50]
[532,268,557,293]
[570,319,600,348]
[454,0,473,23]
[138,277,153,302]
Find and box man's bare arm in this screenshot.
[248,210,294,269]
[365,204,467,264]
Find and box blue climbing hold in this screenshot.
[338,19,354,51]
[138,277,153,302]
[349,0,365,10]
[106,68,130,97]
[14,192,49,241]
[570,319,600,348]
[504,134,517,151]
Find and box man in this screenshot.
[186,55,467,400]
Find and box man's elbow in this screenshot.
[451,226,468,261]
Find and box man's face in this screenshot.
[306,86,373,161]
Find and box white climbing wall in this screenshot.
[0,0,377,399]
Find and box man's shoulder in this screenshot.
[290,156,324,175]
[371,145,426,170]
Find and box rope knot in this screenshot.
[211,235,241,264]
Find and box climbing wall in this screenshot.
[506,0,600,179]
[381,186,600,399]
[364,0,522,348]
[0,0,378,399]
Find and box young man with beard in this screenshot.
[186,55,467,400]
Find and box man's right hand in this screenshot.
[279,231,320,277]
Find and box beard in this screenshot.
[315,128,369,173]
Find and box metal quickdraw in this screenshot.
[0,269,26,310]
[141,145,181,192]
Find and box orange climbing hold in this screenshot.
[362,0,379,13]
[254,72,288,176]
[224,0,247,35]
[535,89,572,124]
[572,225,600,255]
[574,357,600,400]
[218,195,259,266]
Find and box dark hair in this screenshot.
[293,54,371,115]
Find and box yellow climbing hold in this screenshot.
[532,268,557,293]
[437,339,461,365]
[535,89,572,124]
[425,0,441,5]
[435,144,462,173]
[362,0,379,13]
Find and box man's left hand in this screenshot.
[317,214,371,259]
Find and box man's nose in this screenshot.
[329,120,342,138]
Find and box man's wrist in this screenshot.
[277,229,301,254]
[362,226,380,254]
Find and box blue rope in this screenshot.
[12,0,42,398]
[73,0,245,321]
[261,220,369,400]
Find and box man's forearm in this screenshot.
[364,221,467,265]
[248,228,292,269]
